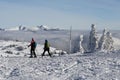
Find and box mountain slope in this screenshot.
[5,25,60,31]
[0,40,61,57]
[0,50,120,80]
[0,40,120,80]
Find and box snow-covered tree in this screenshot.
[98,29,114,51]
[104,32,114,51]
[79,35,84,53]
[88,24,98,52]
[98,29,107,50]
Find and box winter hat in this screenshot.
[32,38,34,42]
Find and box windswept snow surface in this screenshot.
[0,40,120,80]
[0,40,60,57]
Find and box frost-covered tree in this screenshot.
[79,35,84,53]
[98,29,107,50]
[104,32,114,51]
[88,24,98,52]
[98,29,114,51]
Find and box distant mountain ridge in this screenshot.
[5,25,60,31]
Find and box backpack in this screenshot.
[33,42,37,48]
[45,42,50,48]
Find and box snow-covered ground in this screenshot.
[0,40,119,80]
[0,40,64,58]
[0,30,120,80]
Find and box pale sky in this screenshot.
[0,0,120,30]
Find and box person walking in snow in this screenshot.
[42,40,51,57]
[28,38,37,58]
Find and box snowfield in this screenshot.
[0,40,57,58]
[0,40,120,80]
[0,29,120,80]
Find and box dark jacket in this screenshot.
[28,40,36,49]
[44,40,50,49]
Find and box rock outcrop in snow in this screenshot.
[0,28,5,31]
[88,24,98,52]
[19,25,27,31]
[37,25,49,31]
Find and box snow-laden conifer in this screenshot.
[98,29,114,51]
[88,24,98,52]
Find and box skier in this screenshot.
[42,40,51,57]
[28,38,37,58]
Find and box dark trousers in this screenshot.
[30,48,37,58]
[42,48,51,57]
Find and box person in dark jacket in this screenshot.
[42,40,51,57]
[28,38,37,58]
